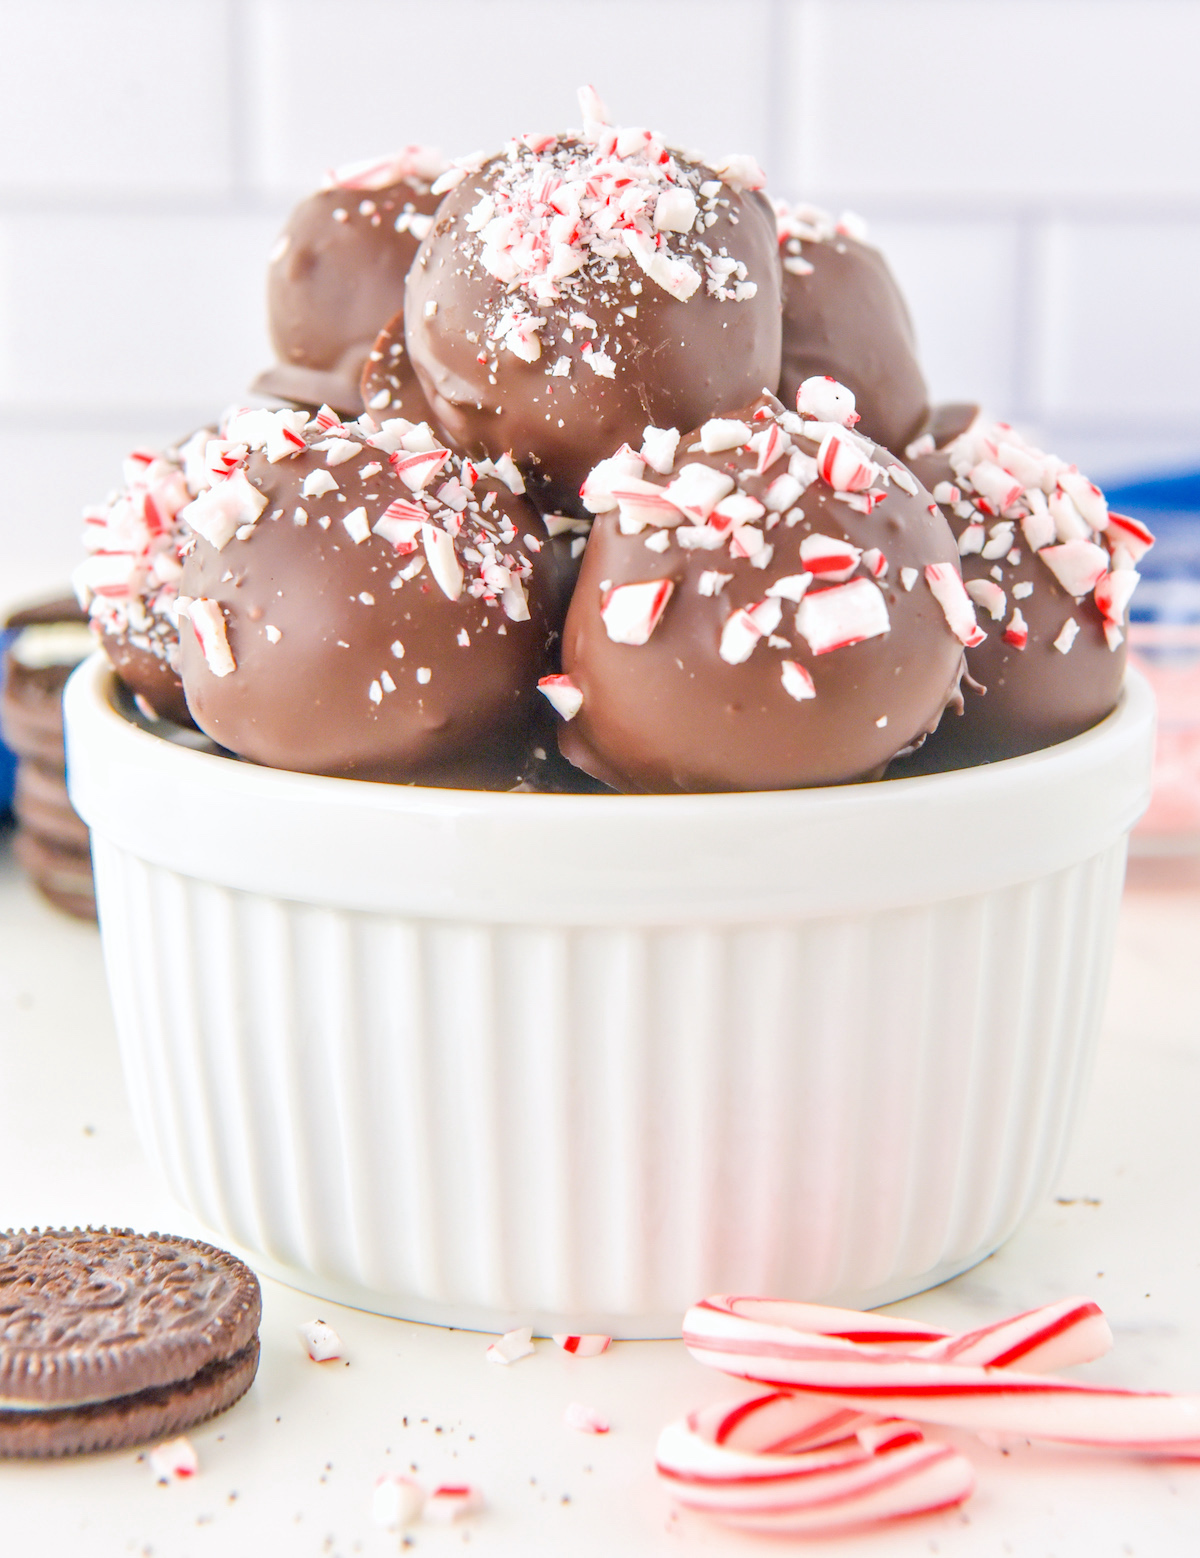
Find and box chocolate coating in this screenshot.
[777,205,928,456]
[256,172,443,417]
[76,436,211,726]
[360,306,436,423]
[895,423,1127,771]
[559,394,966,792]
[179,414,566,783]
[405,134,783,515]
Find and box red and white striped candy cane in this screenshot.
[686,1295,1111,1373]
[656,1404,973,1534]
[683,1306,1200,1455]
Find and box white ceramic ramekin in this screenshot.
[64,654,1154,1337]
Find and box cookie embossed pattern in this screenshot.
[0,1228,261,1457]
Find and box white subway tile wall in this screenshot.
[2,0,1197,608]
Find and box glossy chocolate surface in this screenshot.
[778,221,928,456]
[896,433,1126,771]
[179,421,566,784]
[559,394,966,792]
[405,138,783,515]
[256,177,442,417]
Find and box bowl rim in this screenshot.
[64,653,1155,923]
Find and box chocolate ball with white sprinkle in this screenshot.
[892,413,1150,770]
[73,430,215,726]
[404,89,783,516]
[177,406,565,784]
[552,387,970,792]
[775,201,928,457]
[253,148,447,417]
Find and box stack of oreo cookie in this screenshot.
[0,1228,261,1456]
[0,596,96,919]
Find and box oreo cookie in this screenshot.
[0,597,97,919]
[0,1228,261,1457]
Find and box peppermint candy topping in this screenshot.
[538,674,584,720]
[924,564,986,647]
[181,597,235,677]
[796,376,859,427]
[601,579,674,644]
[794,578,890,656]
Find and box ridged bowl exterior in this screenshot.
[67,658,1154,1335]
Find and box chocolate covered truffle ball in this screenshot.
[72,433,212,724]
[551,385,978,793]
[177,406,564,784]
[404,88,783,516]
[894,414,1153,770]
[253,148,446,417]
[776,202,928,457]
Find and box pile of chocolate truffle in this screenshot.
[73,88,1153,793]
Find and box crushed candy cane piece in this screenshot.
[699,418,751,454]
[538,674,583,720]
[601,579,674,645]
[342,506,370,544]
[720,598,782,665]
[181,471,268,551]
[1105,511,1155,564]
[925,564,985,647]
[299,1319,342,1362]
[553,1334,612,1356]
[796,376,858,427]
[816,432,878,493]
[148,1437,198,1482]
[965,578,1006,620]
[1054,617,1080,654]
[640,425,681,475]
[564,1402,610,1434]
[1038,540,1109,598]
[666,463,736,520]
[185,598,236,677]
[795,579,890,656]
[372,1474,424,1530]
[486,1326,535,1365]
[765,573,813,604]
[780,660,816,702]
[422,524,464,600]
[425,1485,483,1523]
[798,532,862,581]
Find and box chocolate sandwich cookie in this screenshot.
[0,1228,261,1457]
[0,601,98,919]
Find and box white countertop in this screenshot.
[1,829,1198,1556]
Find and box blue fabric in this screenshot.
[0,629,16,814]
